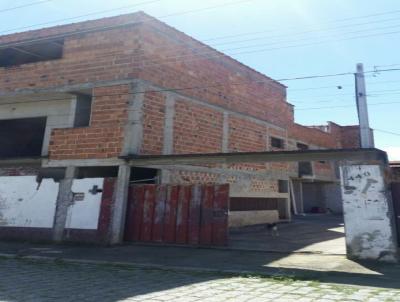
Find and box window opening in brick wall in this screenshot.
[77,166,119,178]
[296,142,313,176]
[73,94,92,127]
[0,39,64,68]
[271,137,285,149]
[278,180,289,193]
[130,167,159,184]
[0,117,46,158]
[296,142,309,150]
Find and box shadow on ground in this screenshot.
[229,214,346,255]
[0,236,399,293]
[0,257,220,302]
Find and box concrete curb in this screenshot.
[127,242,347,257]
[0,252,304,279]
[2,251,400,289]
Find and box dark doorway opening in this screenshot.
[0,117,47,158]
[77,166,119,178]
[130,167,159,184]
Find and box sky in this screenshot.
[1,0,400,160]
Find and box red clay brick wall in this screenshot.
[0,27,143,92]
[228,116,267,171]
[0,167,40,176]
[288,123,341,149]
[340,126,361,148]
[229,117,266,152]
[136,20,292,129]
[173,100,223,154]
[141,91,166,155]
[1,12,360,163]
[49,85,128,159]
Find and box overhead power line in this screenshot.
[138,21,400,67]
[210,16,400,48]
[296,101,400,110]
[135,28,400,69]
[106,30,400,73]
[0,67,398,108]
[374,128,400,137]
[0,0,163,35]
[1,2,400,73]
[0,0,254,35]
[0,0,52,14]
[292,88,400,103]
[289,79,400,93]
[203,8,400,42]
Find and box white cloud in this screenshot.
[384,147,400,161]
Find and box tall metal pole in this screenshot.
[355,63,374,148]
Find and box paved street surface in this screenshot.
[1,258,399,302]
[230,214,346,255]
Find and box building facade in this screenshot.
[0,12,362,243]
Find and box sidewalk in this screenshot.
[0,241,399,290]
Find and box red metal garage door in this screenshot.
[391,182,400,245]
[124,184,229,246]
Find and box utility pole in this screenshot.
[355,63,374,148]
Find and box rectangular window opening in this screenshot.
[278,180,289,193]
[271,137,285,149]
[73,94,92,127]
[0,39,64,68]
[297,142,313,176]
[77,166,119,178]
[296,142,309,150]
[0,117,47,158]
[130,167,159,184]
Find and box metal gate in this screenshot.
[124,184,229,246]
[391,182,400,245]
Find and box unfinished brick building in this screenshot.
[0,12,363,244]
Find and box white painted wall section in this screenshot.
[66,178,104,230]
[340,165,398,262]
[0,176,59,228]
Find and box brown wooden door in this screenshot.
[124,184,229,246]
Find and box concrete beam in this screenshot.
[122,148,387,166]
[42,158,124,168]
[0,79,137,99]
[0,157,43,167]
[145,164,292,180]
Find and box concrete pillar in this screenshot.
[160,93,176,184]
[162,93,175,155]
[340,164,399,262]
[222,112,229,153]
[42,96,77,156]
[122,82,145,156]
[52,166,77,242]
[109,164,131,245]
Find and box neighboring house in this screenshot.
[391,162,400,182]
[0,12,363,243]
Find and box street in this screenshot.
[0,258,399,302]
